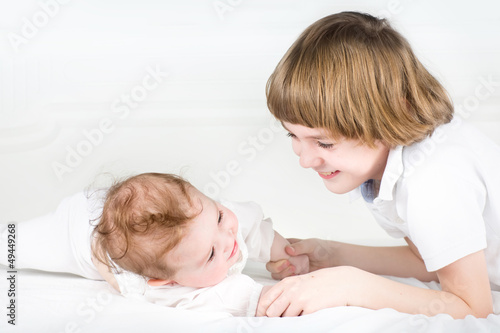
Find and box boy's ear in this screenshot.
[147,279,177,286]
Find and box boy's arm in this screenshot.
[270,231,309,275]
[258,250,493,318]
[325,237,438,281]
[268,237,438,282]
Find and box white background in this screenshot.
[0,0,499,245]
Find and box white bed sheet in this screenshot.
[1,261,500,333]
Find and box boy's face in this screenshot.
[165,188,241,288]
[282,121,389,194]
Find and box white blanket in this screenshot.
[2,261,500,333]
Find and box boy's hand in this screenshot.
[287,254,309,275]
[267,238,334,280]
[257,266,353,317]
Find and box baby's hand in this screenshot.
[287,254,309,275]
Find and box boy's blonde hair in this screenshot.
[266,11,453,147]
[92,173,197,280]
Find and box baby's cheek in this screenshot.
[215,266,230,283]
[201,267,227,287]
[229,211,239,231]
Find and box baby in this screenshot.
[1,173,308,316]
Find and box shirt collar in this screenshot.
[350,145,404,203]
[377,145,404,201]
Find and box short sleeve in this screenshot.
[221,200,275,263]
[144,274,263,317]
[403,162,487,272]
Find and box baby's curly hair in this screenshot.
[92,173,198,280]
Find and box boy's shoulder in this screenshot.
[401,119,498,179]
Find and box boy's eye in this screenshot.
[317,141,334,149]
[287,132,333,149]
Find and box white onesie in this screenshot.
[0,191,275,317]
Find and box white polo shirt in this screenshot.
[358,117,500,289]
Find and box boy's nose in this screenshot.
[299,149,322,169]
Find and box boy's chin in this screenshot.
[324,182,355,194]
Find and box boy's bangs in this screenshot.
[266,50,340,137]
[267,12,455,147]
[266,50,364,143]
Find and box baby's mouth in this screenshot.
[228,240,239,260]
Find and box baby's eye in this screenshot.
[218,210,224,224]
[317,141,334,149]
[208,247,215,262]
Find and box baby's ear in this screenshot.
[147,279,176,286]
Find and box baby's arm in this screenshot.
[91,254,121,292]
[270,231,309,275]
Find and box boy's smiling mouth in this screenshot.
[318,170,340,179]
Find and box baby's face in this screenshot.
[164,189,241,288]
